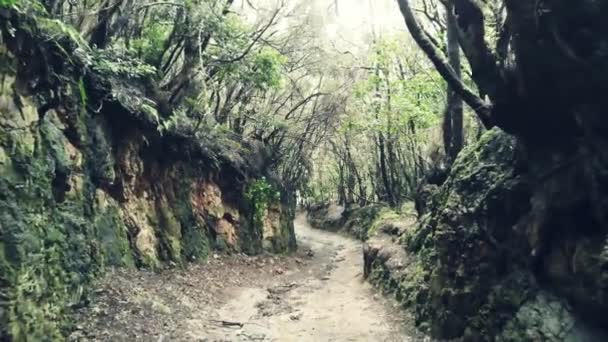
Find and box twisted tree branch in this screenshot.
[451,0,502,99]
[397,0,493,127]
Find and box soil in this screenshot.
[70,213,428,341]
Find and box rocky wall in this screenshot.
[368,128,608,341]
[0,7,295,340]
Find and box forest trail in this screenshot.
[72,213,424,341]
[203,213,417,341]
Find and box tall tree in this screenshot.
[443,5,463,162]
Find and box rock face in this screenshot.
[411,128,532,339]
[0,8,295,340]
[307,202,402,241]
[306,202,345,232]
[369,128,608,340]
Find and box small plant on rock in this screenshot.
[245,177,280,229]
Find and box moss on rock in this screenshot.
[94,190,135,267]
[497,293,585,342]
[368,127,608,340]
[0,124,101,340]
[174,179,210,263]
[157,197,183,263]
[0,7,297,341]
[366,129,532,339]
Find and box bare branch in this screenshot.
[209,7,280,65]
[135,1,184,12]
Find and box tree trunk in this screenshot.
[444,7,464,163]
[88,0,121,49]
[378,133,395,206]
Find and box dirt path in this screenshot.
[72,213,425,341]
[204,213,420,341]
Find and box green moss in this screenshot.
[157,199,182,263]
[140,253,161,271]
[88,117,116,185]
[342,205,384,240]
[94,195,135,268]
[214,238,230,252]
[497,293,579,342]
[0,154,101,340]
[393,128,533,339]
[173,178,210,263]
[278,200,297,252]
[368,207,402,236]
[41,113,71,164]
[0,44,107,338]
[181,221,210,262]
[0,145,20,182]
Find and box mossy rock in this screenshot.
[404,128,535,339]
[181,220,210,263]
[342,205,385,240]
[94,190,135,267]
[88,116,116,185]
[173,180,210,263]
[157,198,183,263]
[0,7,297,340]
[497,292,608,342]
[405,127,608,340]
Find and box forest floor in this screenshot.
[70,213,428,341]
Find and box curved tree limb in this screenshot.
[397,0,493,127]
[209,6,280,65]
[451,0,502,100]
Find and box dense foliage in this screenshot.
[304,34,479,208]
[7,0,352,194]
[8,0,482,208]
